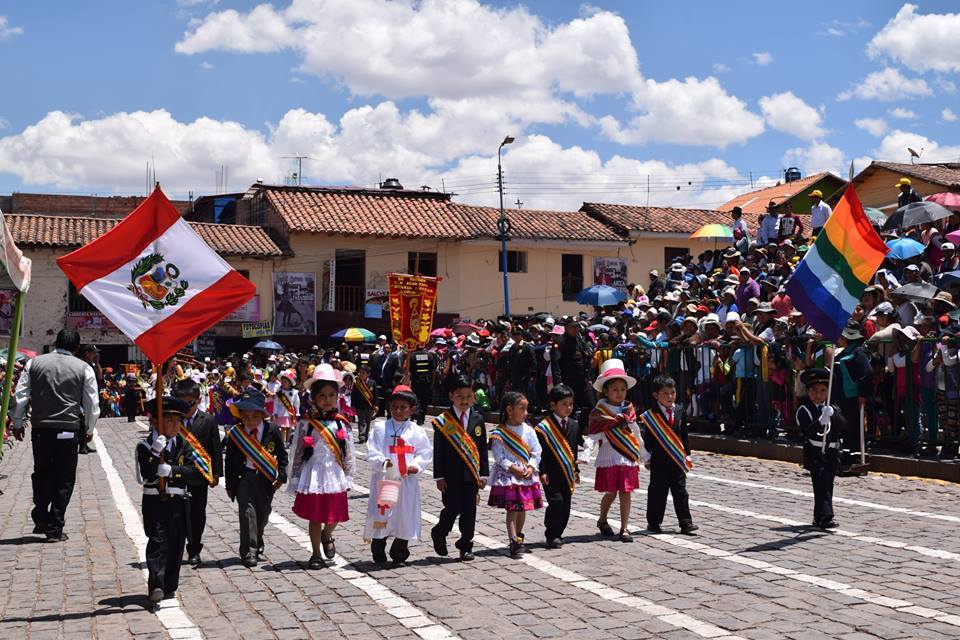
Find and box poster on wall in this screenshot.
[592,257,628,293]
[224,295,260,322]
[0,290,14,335]
[273,272,316,335]
[364,288,389,319]
[387,273,438,350]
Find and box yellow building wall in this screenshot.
[854,167,944,212]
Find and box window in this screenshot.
[498,250,527,273]
[67,282,98,313]
[407,252,437,277]
[561,254,583,301]
[664,247,689,269]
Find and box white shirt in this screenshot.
[12,349,100,435]
[811,201,832,228]
[759,215,779,245]
[489,423,542,487]
[243,422,264,470]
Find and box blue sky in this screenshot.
[0,1,957,211]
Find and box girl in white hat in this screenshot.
[586,358,648,542]
[272,369,300,445]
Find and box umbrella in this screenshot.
[452,322,482,335]
[947,230,960,245]
[690,223,733,240]
[934,270,960,289]
[430,327,453,338]
[587,324,609,333]
[0,347,36,364]
[882,200,954,230]
[864,207,888,226]
[927,192,960,212]
[575,284,627,307]
[331,328,376,343]
[890,281,938,303]
[252,340,283,351]
[885,238,925,260]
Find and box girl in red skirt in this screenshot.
[587,358,648,542]
[288,364,355,569]
[488,392,543,558]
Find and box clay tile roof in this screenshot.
[4,214,282,258]
[868,161,960,188]
[11,192,192,217]
[718,172,841,215]
[580,203,735,235]
[263,187,467,239]
[452,204,624,242]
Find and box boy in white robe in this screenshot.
[364,385,432,567]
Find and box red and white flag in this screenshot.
[0,209,31,292]
[57,186,255,363]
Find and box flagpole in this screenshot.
[822,345,836,454]
[0,291,26,454]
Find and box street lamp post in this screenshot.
[497,135,515,317]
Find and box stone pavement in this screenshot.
[3,417,960,639]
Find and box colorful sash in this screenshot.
[227,425,279,482]
[278,391,296,417]
[431,411,482,484]
[638,409,692,474]
[355,378,375,407]
[179,425,215,486]
[534,417,576,492]
[588,403,643,463]
[307,416,346,470]
[489,424,531,465]
[208,387,222,414]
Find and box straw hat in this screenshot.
[592,358,637,392]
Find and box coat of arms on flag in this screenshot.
[57,186,255,364]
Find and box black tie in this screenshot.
[561,419,567,431]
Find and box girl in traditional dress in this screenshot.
[272,369,300,445]
[288,365,355,569]
[488,391,543,558]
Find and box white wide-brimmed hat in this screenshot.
[593,358,637,392]
[303,363,342,391]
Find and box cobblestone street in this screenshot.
[3,416,960,639]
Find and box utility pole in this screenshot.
[498,135,515,317]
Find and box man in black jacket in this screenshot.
[174,378,223,567]
[430,376,489,561]
[535,385,584,548]
[559,320,594,423]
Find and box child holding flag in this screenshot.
[288,365,355,569]
[488,391,543,558]
[363,385,431,566]
[535,384,585,548]
[588,359,646,542]
[225,389,288,568]
[638,375,696,534]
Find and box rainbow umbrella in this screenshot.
[690,223,733,240]
[331,327,376,343]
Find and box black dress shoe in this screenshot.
[618,530,633,543]
[819,519,839,530]
[459,550,475,562]
[187,554,201,567]
[242,554,258,568]
[163,591,177,600]
[32,523,46,535]
[597,520,615,536]
[149,588,164,605]
[431,529,448,557]
[646,524,662,534]
[545,538,561,549]
[680,524,699,535]
[508,539,523,558]
[45,532,69,543]
[308,555,324,570]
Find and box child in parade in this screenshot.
[224,390,288,568]
[535,384,586,548]
[797,368,845,529]
[340,372,358,422]
[431,376,489,561]
[288,365,355,569]
[273,369,300,445]
[488,391,543,558]
[364,385,432,567]
[352,365,378,444]
[638,375,697,534]
[587,358,646,542]
[136,397,197,607]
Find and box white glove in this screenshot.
[149,435,167,455]
[819,405,834,426]
[157,463,172,478]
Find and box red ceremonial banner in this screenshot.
[387,273,438,349]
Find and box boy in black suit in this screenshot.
[535,384,584,548]
[638,375,696,534]
[430,376,489,561]
[797,368,845,529]
[174,378,223,567]
[224,390,288,567]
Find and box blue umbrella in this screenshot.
[253,339,283,350]
[885,238,925,261]
[934,270,960,289]
[575,284,627,307]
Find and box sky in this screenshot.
[0,0,958,211]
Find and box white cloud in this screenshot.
[875,129,960,164]
[837,67,932,101]
[943,108,958,122]
[782,142,845,177]
[758,92,825,140]
[712,62,730,73]
[854,117,888,136]
[599,76,765,148]
[818,18,871,37]
[199,60,215,71]
[867,4,960,73]
[752,52,773,65]
[888,107,917,119]
[0,16,23,40]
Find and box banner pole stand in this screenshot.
[0,291,26,455]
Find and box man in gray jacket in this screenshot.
[12,329,100,542]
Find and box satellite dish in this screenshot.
[908,147,923,164]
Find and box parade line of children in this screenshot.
[139,357,868,606]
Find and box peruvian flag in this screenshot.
[57,186,255,364]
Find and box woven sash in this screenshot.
[227,425,278,482]
[638,408,692,474]
[489,425,531,464]
[431,411,481,484]
[534,417,576,492]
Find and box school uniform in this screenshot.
[352,377,378,443]
[224,419,288,563]
[430,407,489,558]
[137,431,197,600]
[534,414,581,544]
[639,403,695,532]
[182,409,223,562]
[797,397,845,528]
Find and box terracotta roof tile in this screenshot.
[452,204,624,242]
[580,203,738,235]
[4,214,282,257]
[867,161,960,188]
[718,172,843,214]
[11,192,192,217]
